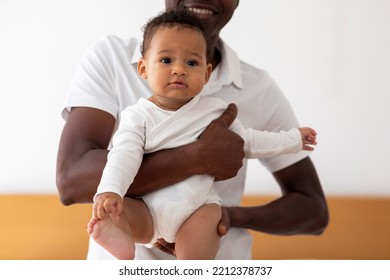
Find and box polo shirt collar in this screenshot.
[217,39,243,89]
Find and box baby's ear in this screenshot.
[137,58,147,79]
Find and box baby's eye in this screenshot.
[187,60,198,67]
[160,58,172,64]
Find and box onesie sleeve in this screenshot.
[230,121,303,159]
[94,107,146,199]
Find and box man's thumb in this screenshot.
[218,103,238,128]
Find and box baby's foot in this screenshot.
[88,214,135,260]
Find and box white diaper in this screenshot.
[141,174,221,247]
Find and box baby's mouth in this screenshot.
[169,81,187,88]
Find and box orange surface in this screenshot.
[0,195,389,259]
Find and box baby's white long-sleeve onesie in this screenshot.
[96,95,302,245]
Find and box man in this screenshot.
[56,0,329,259]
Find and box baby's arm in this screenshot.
[93,192,123,220]
[230,120,317,159]
[92,107,146,221]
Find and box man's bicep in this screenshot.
[62,107,115,151]
[57,107,116,178]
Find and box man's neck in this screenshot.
[207,37,222,70]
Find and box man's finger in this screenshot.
[218,223,228,236]
[154,239,176,256]
[218,207,230,236]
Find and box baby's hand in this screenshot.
[93,192,123,220]
[299,127,317,151]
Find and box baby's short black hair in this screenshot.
[140,9,207,56]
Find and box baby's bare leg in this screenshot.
[175,203,222,260]
[122,198,154,244]
[88,198,153,259]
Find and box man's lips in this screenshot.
[184,2,218,18]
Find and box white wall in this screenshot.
[1,0,389,196]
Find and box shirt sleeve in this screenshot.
[62,37,119,120]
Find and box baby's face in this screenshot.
[138,26,211,110]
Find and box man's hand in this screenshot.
[198,103,245,181]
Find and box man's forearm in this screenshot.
[57,148,110,205]
[228,158,329,235]
[58,144,201,205]
[228,192,328,235]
